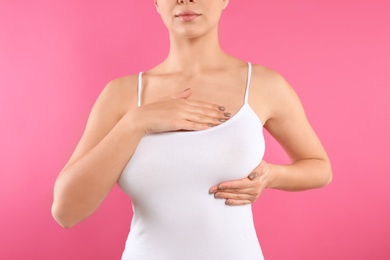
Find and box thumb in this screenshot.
[248,160,267,180]
[171,88,192,99]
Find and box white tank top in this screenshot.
[118,62,265,260]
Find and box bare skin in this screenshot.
[52,0,332,228]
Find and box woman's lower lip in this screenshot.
[176,14,200,22]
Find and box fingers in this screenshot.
[208,178,258,194]
[208,185,218,194]
[169,89,224,113]
[177,120,213,131]
[211,191,254,206]
[214,190,257,201]
[183,111,230,128]
[215,188,258,195]
[210,182,262,206]
[225,199,252,206]
[215,177,251,190]
[213,189,261,206]
[208,161,270,206]
[175,101,231,130]
[144,89,233,133]
[168,91,232,123]
[185,100,231,121]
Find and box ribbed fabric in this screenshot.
[118,63,265,260]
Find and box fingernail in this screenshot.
[215,193,223,199]
[218,185,226,189]
[209,187,217,194]
[208,123,214,127]
[249,172,258,180]
[224,113,231,117]
[219,118,226,122]
[218,106,225,111]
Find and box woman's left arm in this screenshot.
[209,68,332,205]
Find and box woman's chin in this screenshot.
[172,26,216,40]
[173,30,205,39]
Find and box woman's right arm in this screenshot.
[52,76,230,228]
[52,76,144,228]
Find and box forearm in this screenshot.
[267,158,332,191]
[52,112,144,227]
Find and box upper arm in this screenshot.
[253,66,328,162]
[62,75,138,171]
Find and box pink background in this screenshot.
[1,0,389,259]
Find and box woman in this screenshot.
[52,0,332,259]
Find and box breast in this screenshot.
[118,105,264,211]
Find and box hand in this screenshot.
[132,88,232,134]
[208,160,272,206]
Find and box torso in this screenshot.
[117,62,265,259]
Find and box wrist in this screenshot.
[124,109,147,136]
[266,163,283,189]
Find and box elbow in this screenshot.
[325,169,333,186]
[51,174,81,228]
[319,160,333,188]
[319,172,332,188]
[51,202,78,229]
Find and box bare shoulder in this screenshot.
[89,73,139,135]
[97,74,139,117]
[249,64,301,125]
[62,74,139,169]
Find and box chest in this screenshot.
[140,71,248,114]
[118,108,265,201]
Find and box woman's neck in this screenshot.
[161,30,229,75]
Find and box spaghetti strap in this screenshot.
[137,72,143,107]
[244,62,252,104]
